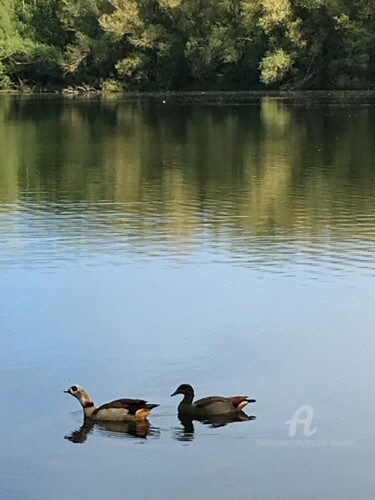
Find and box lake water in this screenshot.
[1,93,375,500]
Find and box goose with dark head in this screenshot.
[171,383,256,417]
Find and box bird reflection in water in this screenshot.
[65,418,159,444]
[174,411,256,442]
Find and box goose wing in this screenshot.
[97,398,149,415]
[193,396,231,408]
[194,395,255,410]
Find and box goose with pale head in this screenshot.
[64,385,159,421]
[171,383,256,416]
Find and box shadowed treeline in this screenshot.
[1,0,375,91]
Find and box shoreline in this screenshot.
[2,89,375,102]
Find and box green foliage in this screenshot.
[101,77,123,91]
[0,62,12,89]
[1,0,375,89]
[0,0,24,59]
[260,49,293,84]
[116,53,150,84]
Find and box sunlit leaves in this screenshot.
[259,0,292,32]
[259,48,293,84]
[100,0,142,37]
[158,0,182,8]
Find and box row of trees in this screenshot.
[1,0,375,91]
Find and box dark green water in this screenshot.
[0,94,374,500]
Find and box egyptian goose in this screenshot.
[64,385,159,421]
[171,383,256,416]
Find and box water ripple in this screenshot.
[1,197,375,281]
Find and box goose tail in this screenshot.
[145,403,159,410]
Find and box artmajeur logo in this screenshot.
[285,404,317,437]
[256,404,355,448]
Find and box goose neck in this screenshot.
[181,388,194,405]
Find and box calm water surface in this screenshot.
[1,94,375,500]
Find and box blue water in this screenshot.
[1,94,375,500]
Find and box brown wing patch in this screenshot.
[97,398,148,415]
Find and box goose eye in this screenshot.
[71,386,78,392]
